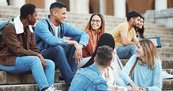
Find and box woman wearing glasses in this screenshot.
[78,13,105,68]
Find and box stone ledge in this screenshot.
[0,81,67,91]
[162,79,173,90]
[0,70,60,84]
[145,9,173,28]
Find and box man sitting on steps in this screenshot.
[34,2,89,86]
[111,11,140,59]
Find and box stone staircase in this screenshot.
[0,6,173,91]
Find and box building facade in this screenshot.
[1,0,173,18]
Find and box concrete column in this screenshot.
[114,0,126,18]
[9,0,25,7]
[44,0,56,10]
[70,0,89,14]
[155,0,167,10]
[0,0,8,6]
[100,0,106,15]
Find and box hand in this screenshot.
[37,54,47,70]
[113,49,117,54]
[73,43,83,63]
[129,82,140,91]
[132,85,140,91]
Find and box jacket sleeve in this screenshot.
[35,20,68,46]
[119,55,137,85]
[62,23,89,47]
[148,60,162,91]
[83,34,95,56]
[30,32,42,54]
[2,24,38,56]
[96,80,108,91]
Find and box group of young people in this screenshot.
[0,1,162,91]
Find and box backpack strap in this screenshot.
[8,17,14,23]
[45,19,51,32]
[59,24,62,38]
[36,19,51,45]
[129,57,138,78]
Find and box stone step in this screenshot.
[145,34,173,38]
[158,52,173,57]
[0,11,169,29]
[0,79,172,90]
[0,70,60,85]
[0,81,68,91]
[121,58,173,69]
[145,30,173,35]
[161,38,173,43]
[157,48,173,53]
[162,79,173,90]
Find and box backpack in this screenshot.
[0,18,14,35]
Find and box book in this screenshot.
[147,37,161,48]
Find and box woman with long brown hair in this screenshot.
[78,13,105,68]
[119,39,162,91]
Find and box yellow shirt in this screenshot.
[111,22,136,46]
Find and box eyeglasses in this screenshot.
[91,19,101,23]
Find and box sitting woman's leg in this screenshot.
[0,56,55,91]
[44,59,55,86]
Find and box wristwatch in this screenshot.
[146,88,149,91]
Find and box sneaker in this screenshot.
[45,86,62,91]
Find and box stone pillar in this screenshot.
[44,0,56,10]
[9,0,25,7]
[0,0,8,6]
[155,0,167,10]
[100,0,106,15]
[114,0,126,18]
[70,0,89,14]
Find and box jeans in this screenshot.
[115,45,137,59]
[42,36,80,85]
[0,56,55,91]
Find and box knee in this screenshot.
[45,59,55,69]
[29,56,42,66]
[130,45,137,50]
[54,45,64,52]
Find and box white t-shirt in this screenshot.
[52,24,58,37]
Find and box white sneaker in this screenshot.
[45,86,62,91]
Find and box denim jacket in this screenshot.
[34,15,89,51]
[69,64,108,91]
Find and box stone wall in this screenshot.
[145,8,173,29]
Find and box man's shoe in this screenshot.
[45,86,62,91]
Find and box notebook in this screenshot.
[147,37,161,48]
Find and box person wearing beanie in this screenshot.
[111,11,140,59]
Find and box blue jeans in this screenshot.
[42,36,80,85]
[115,45,137,59]
[0,56,55,91]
